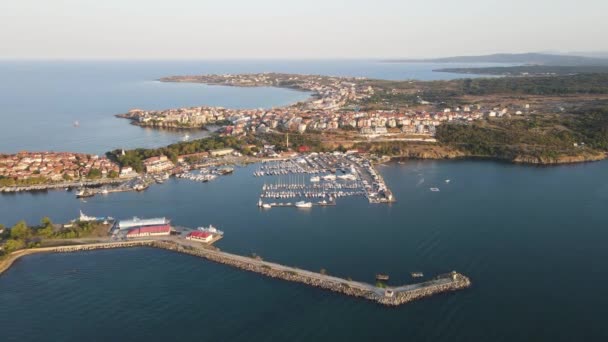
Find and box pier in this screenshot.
[0,238,470,306]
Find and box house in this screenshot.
[186,231,213,243]
[143,155,174,173]
[210,148,235,157]
[126,225,171,238]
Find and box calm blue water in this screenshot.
[2,61,605,341]
[0,60,500,154]
[2,160,608,341]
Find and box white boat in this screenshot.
[78,210,97,222]
[295,201,312,208]
[182,134,190,141]
[310,176,320,182]
[197,224,223,235]
[262,204,272,209]
[430,187,440,192]
[322,174,336,181]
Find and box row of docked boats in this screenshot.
[175,172,217,183]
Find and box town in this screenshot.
[118,73,522,138]
[0,152,119,187]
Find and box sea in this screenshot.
[1,60,607,341]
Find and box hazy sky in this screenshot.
[1,0,607,59]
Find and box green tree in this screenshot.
[87,168,102,179]
[10,221,32,240]
[108,170,119,179]
[37,217,54,238]
[4,239,25,252]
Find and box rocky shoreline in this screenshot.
[0,239,471,307]
[386,144,607,166]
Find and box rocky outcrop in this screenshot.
[512,152,606,165]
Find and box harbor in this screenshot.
[255,152,395,208]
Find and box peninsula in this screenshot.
[116,72,608,165]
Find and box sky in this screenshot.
[1,0,607,59]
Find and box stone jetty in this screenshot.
[0,239,471,306]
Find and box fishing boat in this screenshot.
[218,167,234,175]
[376,274,389,281]
[430,187,440,192]
[411,272,424,278]
[76,189,94,198]
[262,203,272,209]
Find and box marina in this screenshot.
[255,152,395,207]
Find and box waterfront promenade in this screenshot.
[0,237,471,306]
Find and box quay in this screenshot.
[0,238,471,306]
[0,178,128,193]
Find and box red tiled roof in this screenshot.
[187,231,211,239]
[126,225,171,235]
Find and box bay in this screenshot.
[1,160,608,341]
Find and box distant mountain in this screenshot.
[386,53,608,66]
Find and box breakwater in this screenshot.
[0,239,471,306]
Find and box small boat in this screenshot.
[430,187,440,192]
[218,167,234,175]
[376,274,389,281]
[262,204,272,209]
[73,120,80,128]
[76,189,94,198]
[295,201,312,208]
[445,179,451,183]
[411,272,424,278]
[182,134,190,141]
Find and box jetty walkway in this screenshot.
[0,238,471,306]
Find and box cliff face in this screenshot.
[396,148,467,160]
[512,152,606,165]
[384,143,607,165]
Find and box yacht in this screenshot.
[295,201,312,208]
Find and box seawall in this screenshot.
[0,239,471,306]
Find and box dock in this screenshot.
[254,152,396,206]
[0,237,471,306]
